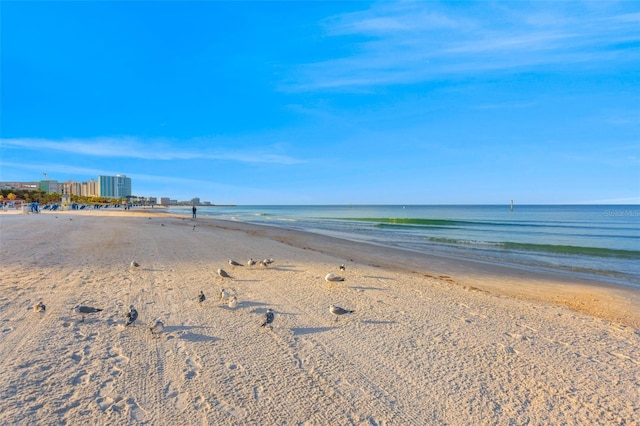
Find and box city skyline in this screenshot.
[0,175,209,205]
[1,2,638,205]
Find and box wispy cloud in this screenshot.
[287,2,640,91]
[1,137,304,165]
[0,161,116,178]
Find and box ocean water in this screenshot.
[169,205,640,287]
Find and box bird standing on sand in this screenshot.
[198,291,206,303]
[325,273,345,282]
[219,288,231,302]
[228,259,242,267]
[73,305,103,322]
[247,258,256,266]
[150,320,164,335]
[261,309,274,327]
[339,264,346,271]
[130,261,140,268]
[228,295,238,309]
[259,258,274,268]
[330,304,354,321]
[34,301,46,313]
[217,268,232,278]
[125,305,138,326]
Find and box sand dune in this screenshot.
[1,210,638,424]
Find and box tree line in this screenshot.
[0,189,127,205]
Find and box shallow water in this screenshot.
[172,205,640,287]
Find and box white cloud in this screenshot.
[288,2,640,91]
[1,137,305,165]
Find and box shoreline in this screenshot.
[206,216,640,329]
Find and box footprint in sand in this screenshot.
[124,397,148,422]
[105,346,129,377]
[72,370,91,386]
[184,357,203,380]
[71,344,91,364]
[164,382,189,411]
[194,395,212,411]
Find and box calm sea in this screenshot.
[169,205,640,287]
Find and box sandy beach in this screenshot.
[1,208,638,425]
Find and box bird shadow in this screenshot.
[237,301,269,309]
[266,266,298,272]
[362,275,395,281]
[361,319,396,325]
[163,325,209,333]
[291,326,338,335]
[349,286,387,291]
[179,332,220,343]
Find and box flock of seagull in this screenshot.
[32,260,354,335]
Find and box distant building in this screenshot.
[98,175,132,198]
[191,197,201,205]
[159,197,171,206]
[82,179,99,197]
[62,180,82,196]
[39,180,60,194]
[0,181,38,191]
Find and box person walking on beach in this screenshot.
[192,205,197,219]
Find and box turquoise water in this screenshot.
[169,205,640,287]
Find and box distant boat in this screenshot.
[510,200,514,212]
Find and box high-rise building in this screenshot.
[39,180,60,194]
[98,175,132,198]
[63,180,82,196]
[81,179,99,197]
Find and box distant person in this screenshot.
[192,205,197,219]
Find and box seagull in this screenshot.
[125,305,138,326]
[247,258,256,266]
[228,259,242,266]
[149,319,165,335]
[259,258,275,267]
[330,304,354,321]
[130,261,140,268]
[73,305,103,322]
[325,273,345,282]
[228,295,238,309]
[217,268,232,278]
[261,309,274,327]
[219,288,231,302]
[339,264,346,271]
[198,290,206,303]
[34,301,46,313]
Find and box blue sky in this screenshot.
[1,1,638,204]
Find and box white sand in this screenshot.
[1,209,639,425]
